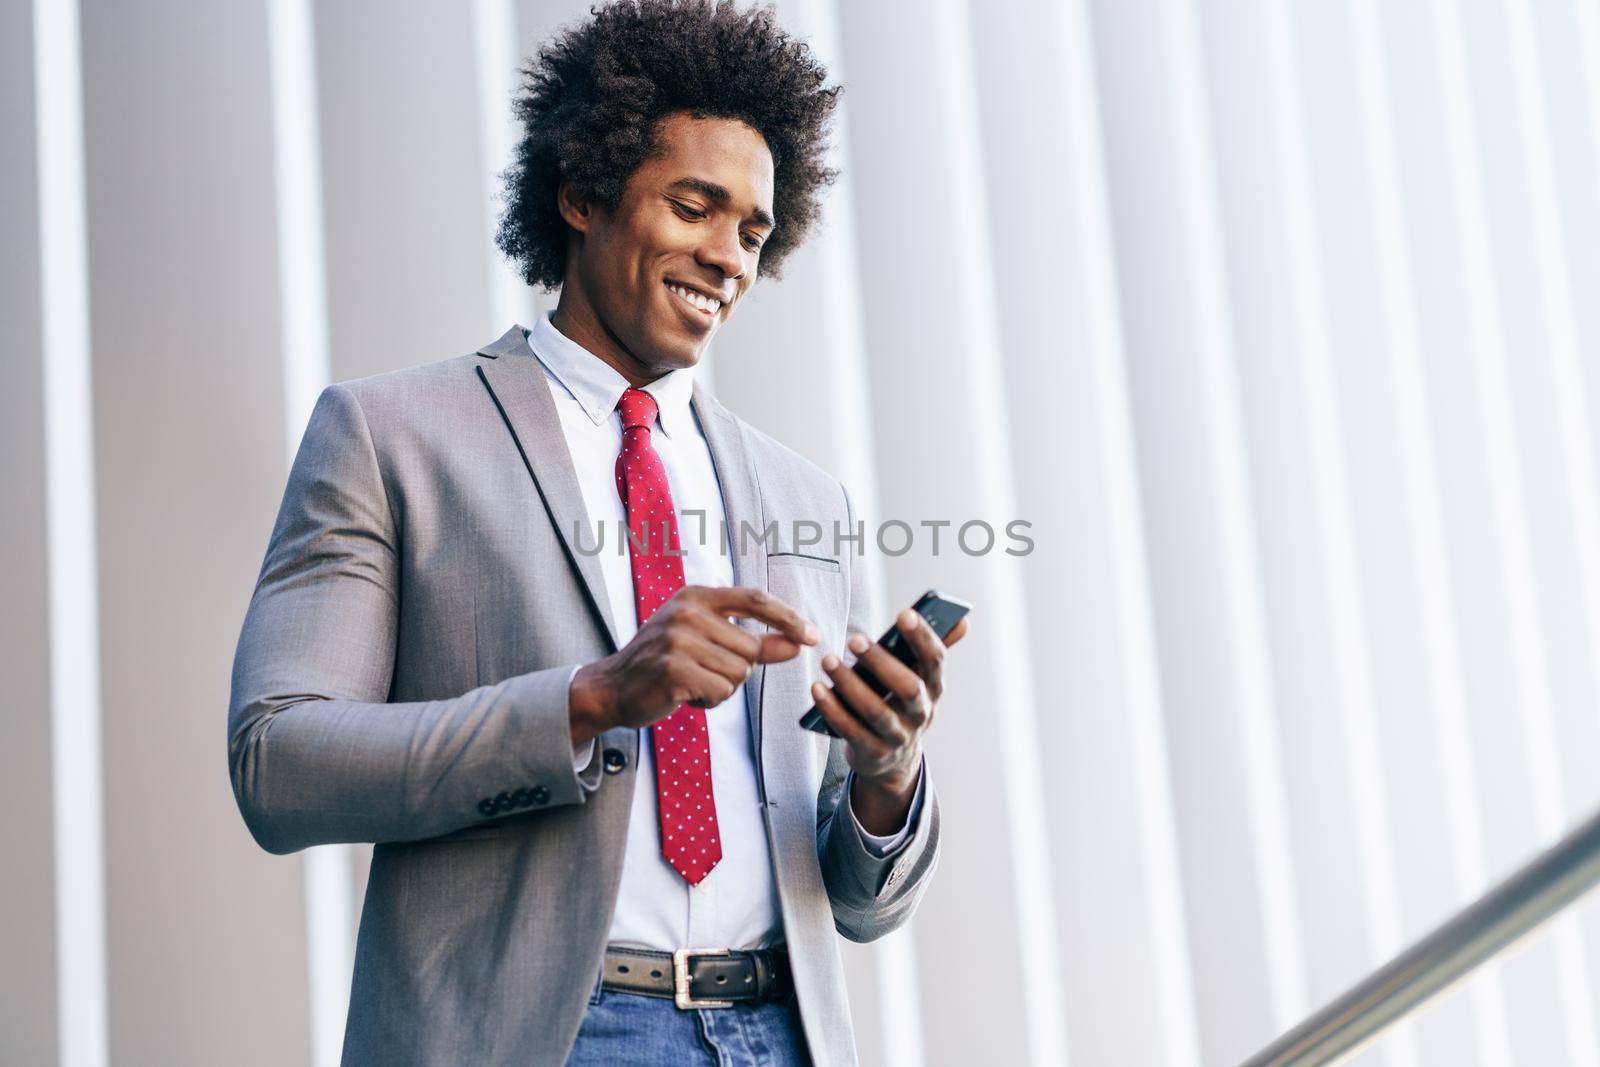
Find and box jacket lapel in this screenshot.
[474,328,769,758]
[692,381,770,755]
[474,325,622,654]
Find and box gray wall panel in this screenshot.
[1379,1,1571,1060]
[1193,0,1381,1024]
[0,1,60,1062]
[80,1,310,1062]
[1290,0,1485,1058]
[968,0,1197,1061]
[316,1,496,377]
[1090,0,1285,1056]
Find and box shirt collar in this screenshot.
[526,311,696,440]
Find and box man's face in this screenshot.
[566,112,776,374]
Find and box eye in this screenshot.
[742,233,764,251]
[670,199,707,220]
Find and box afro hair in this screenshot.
[494,0,841,290]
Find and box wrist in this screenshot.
[854,767,917,803]
[568,661,614,746]
[860,748,924,794]
[849,764,919,836]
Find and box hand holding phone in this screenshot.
[799,589,972,737]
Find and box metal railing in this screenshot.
[1241,804,1600,1066]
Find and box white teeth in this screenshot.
[668,283,721,314]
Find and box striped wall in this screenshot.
[8,0,1600,1063]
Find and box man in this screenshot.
[228,2,966,1064]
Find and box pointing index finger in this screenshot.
[706,586,819,646]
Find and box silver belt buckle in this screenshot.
[673,947,737,1009]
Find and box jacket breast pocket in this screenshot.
[765,552,849,660]
[764,551,841,574]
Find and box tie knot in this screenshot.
[617,387,658,432]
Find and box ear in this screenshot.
[556,180,594,234]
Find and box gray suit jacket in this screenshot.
[228,325,940,1066]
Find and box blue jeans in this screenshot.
[565,964,813,1066]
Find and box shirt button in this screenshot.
[603,748,628,774]
[530,785,550,806]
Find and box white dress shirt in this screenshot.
[525,311,920,952]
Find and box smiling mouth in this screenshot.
[664,280,723,317]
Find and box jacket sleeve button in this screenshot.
[493,792,514,813]
[530,785,550,806]
[477,798,496,817]
[511,788,532,808]
[602,748,628,774]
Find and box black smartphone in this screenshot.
[798,589,972,737]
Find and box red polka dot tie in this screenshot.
[614,387,722,885]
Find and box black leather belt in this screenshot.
[600,944,792,1009]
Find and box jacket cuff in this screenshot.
[568,665,599,774]
[574,739,598,774]
[829,755,931,897]
[475,665,602,818]
[847,758,926,857]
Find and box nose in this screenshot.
[695,219,749,283]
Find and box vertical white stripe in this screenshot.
[1428,0,1556,854]
[1161,0,1309,1030]
[1430,0,1600,1062]
[1503,0,1600,838]
[269,0,332,450]
[929,1,1069,1061]
[34,1,108,1064]
[1426,0,1557,852]
[1344,1,1515,1058]
[867,926,925,1067]
[472,0,532,334]
[804,0,882,522]
[266,5,352,1067]
[1504,6,1600,1054]
[1053,0,1202,1061]
[1580,1,1600,263]
[1256,1,1415,1062]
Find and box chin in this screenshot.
[641,330,708,371]
[660,347,704,372]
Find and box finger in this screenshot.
[688,635,757,690]
[891,611,947,707]
[823,651,910,745]
[698,586,819,647]
[754,633,805,664]
[698,614,763,662]
[697,608,803,665]
[847,632,925,708]
[943,616,971,648]
[674,658,743,711]
[896,609,948,678]
[810,679,893,760]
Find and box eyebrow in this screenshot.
[666,177,777,231]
